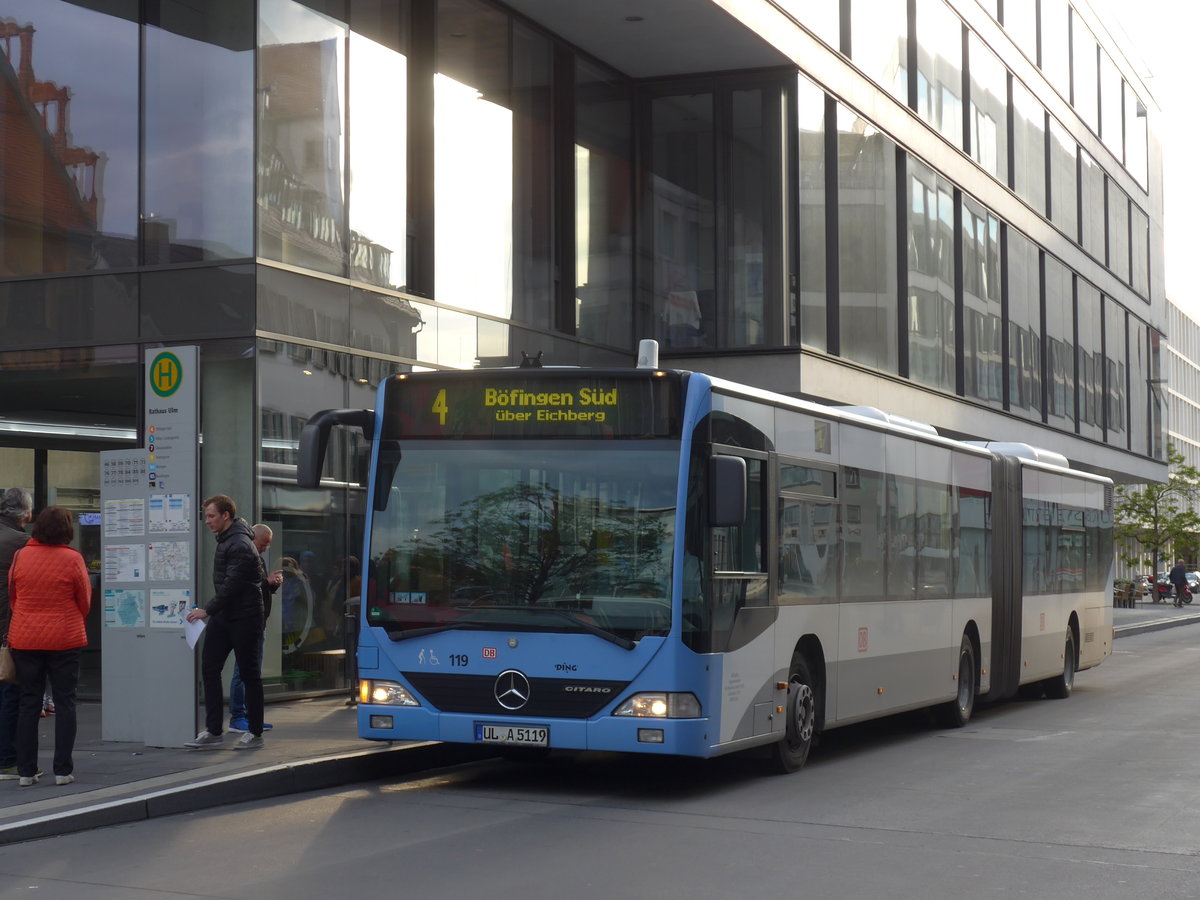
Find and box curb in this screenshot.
[1114,612,1200,638]
[0,742,489,847]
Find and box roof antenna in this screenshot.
[519,350,544,368]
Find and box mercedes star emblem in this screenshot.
[494,669,531,710]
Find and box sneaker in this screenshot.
[229,717,249,732]
[18,774,39,786]
[54,774,74,786]
[42,700,54,716]
[0,766,18,781]
[262,722,273,731]
[184,730,224,748]
[233,733,264,750]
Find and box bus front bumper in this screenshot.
[358,704,714,756]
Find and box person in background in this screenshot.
[229,524,281,733]
[186,495,265,750]
[8,506,91,786]
[1169,559,1190,608]
[0,488,33,780]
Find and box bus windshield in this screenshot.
[366,441,679,644]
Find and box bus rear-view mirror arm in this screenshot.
[297,408,375,489]
[709,455,746,528]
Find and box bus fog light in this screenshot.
[370,715,394,729]
[613,692,701,718]
[361,679,420,706]
[638,728,665,743]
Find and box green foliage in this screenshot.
[1114,444,1200,573]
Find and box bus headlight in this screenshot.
[613,692,701,718]
[360,679,421,706]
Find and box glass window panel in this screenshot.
[838,106,898,374]
[907,159,955,392]
[953,451,990,596]
[1125,82,1148,189]
[1012,80,1046,214]
[258,0,348,276]
[646,91,716,351]
[1128,316,1149,455]
[257,264,349,346]
[436,306,479,369]
[1007,229,1042,419]
[509,23,553,330]
[349,286,426,360]
[258,336,355,690]
[349,0,409,290]
[1004,0,1037,61]
[727,86,784,348]
[777,0,840,49]
[849,0,908,104]
[0,344,138,446]
[779,497,839,601]
[886,437,917,600]
[1080,151,1104,259]
[1099,51,1123,159]
[1048,117,1078,237]
[1131,204,1149,297]
[1040,0,1070,96]
[575,58,632,348]
[141,264,254,341]
[0,1,138,276]
[916,451,952,599]
[144,1,254,265]
[968,33,1008,182]
[1108,183,1130,283]
[915,0,963,148]
[798,75,827,350]
[1044,254,1074,429]
[962,196,1002,407]
[1105,298,1127,447]
[0,274,137,349]
[1076,280,1102,440]
[1071,15,1098,132]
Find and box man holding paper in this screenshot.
[184,495,265,750]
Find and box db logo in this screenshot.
[482,647,497,659]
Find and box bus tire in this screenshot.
[769,655,817,774]
[937,633,977,728]
[1043,629,1076,699]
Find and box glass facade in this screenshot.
[0,0,1171,705]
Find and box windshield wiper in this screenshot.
[459,604,636,650]
[386,622,485,642]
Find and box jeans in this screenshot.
[0,680,18,768]
[229,629,265,721]
[11,648,81,778]
[201,616,263,737]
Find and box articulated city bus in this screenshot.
[298,355,1113,772]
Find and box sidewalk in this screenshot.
[1,602,1196,846]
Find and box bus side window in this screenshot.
[713,458,765,574]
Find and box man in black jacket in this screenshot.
[185,495,265,749]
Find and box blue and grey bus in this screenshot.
[298,354,1113,772]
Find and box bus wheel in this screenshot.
[937,634,977,728]
[1043,629,1076,699]
[769,655,817,774]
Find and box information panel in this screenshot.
[99,346,200,746]
[382,372,681,439]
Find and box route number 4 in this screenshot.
[432,389,448,425]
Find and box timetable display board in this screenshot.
[382,372,681,439]
[99,346,200,746]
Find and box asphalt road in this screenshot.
[3,626,1200,899]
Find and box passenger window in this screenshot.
[713,457,765,573]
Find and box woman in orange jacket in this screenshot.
[7,507,90,787]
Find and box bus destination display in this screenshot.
[383,373,679,439]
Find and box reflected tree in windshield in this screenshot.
[414,481,669,604]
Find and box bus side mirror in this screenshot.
[297,408,375,488]
[709,455,746,527]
